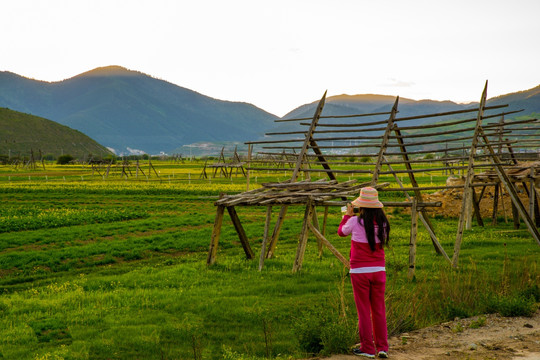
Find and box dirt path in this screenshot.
[315,310,540,360]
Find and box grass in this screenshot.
[0,161,538,359]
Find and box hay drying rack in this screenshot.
[207,82,540,275]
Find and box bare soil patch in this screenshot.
[313,310,540,360]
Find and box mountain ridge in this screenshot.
[0,66,278,155]
[0,66,538,155]
[0,107,112,159]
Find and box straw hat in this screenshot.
[351,187,383,208]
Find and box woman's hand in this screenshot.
[346,203,355,216]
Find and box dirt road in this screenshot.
[316,310,540,360]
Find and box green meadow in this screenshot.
[0,160,538,360]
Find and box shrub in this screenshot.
[56,154,74,164]
[485,294,537,317]
[360,156,371,163]
[293,305,357,355]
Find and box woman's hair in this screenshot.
[358,208,390,251]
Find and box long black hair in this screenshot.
[358,207,390,251]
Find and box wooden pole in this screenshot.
[491,183,500,226]
[408,199,418,280]
[453,81,488,268]
[227,206,255,259]
[207,205,225,265]
[477,127,540,246]
[259,206,272,271]
[266,206,288,259]
[246,144,252,191]
[292,198,315,273]
[471,188,484,227]
[512,202,520,229]
[529,167,536,220]
[308,222,349,268]
[372,97,399,184]
[322,206,329,237]
[500,185,508,223]
[311,207,323,257]
[268,91,327,259]
[383,156,451,263]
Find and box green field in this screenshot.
[0,160,538,360]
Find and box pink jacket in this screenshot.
[338,215,385,269]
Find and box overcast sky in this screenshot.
[2,0,539,116]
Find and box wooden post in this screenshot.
[308,222,349,268]
[477,127,540,246]
[207,205,225,265]
[529,166,536,219]
[383,155,450,262]
[453,81,488,268]
[322,206,329,237]
[259,206,272,271]
[227,206,255,259]
[512,202,520,229]
[266,206,288,258]
[291,92,326,181]
[385,134,449,259]
[408,199,418,280]
[268,91,327,258]
[491,183,500,226]
[311,207,323,257]
[471,188,484,227]
[292,198,314,273]
[372,97,399,184]
[246,144,252,191]
[500,185,508,223]
[465,187,474,230]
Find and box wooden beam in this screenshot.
[266,206,288,258]
[311,207,323,257]
[383,155,451,263]
[408,199,419,280]
[372,97,399,184]
[291,91,327,181]
[477,127,540,246]
[268,91,327,260]
[453,81,489,268]
[259,206,272,271]
[292,198,315,273]
[471,188,484,227]
[491,184,500,226]
[322,206,329,237]
[207,205,225,265]
[308,222,349,268]
[227,206,255,259]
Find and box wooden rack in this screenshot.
[208,82,540,275]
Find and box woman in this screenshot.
[338,187,390,358]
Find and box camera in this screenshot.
[353,207,359,214]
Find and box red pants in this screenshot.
[350,271,388,354]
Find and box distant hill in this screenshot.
[0,66,278,155]
[0,107,112,159]
[265,88,540,141]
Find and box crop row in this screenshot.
[0,207,149,233]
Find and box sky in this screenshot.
[2,0,540,117]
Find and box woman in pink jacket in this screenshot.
[338,187,390,358]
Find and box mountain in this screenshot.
[283,86,540,121]
[266,88,540,141]
[0,66,278,155]
[487,84,540,114]
[0,107,112,159]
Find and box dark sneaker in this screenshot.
[352,348,375,358]
[377,350,389,358]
